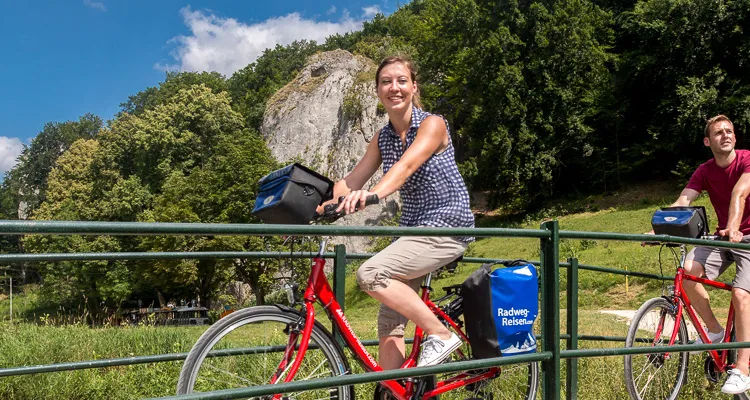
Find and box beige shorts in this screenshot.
[355,236,467,338]
[687,235,750,293]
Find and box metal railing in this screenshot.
[0,220,749,399]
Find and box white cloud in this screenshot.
[0,137,24,174]
[327,5,337,15]
[363,5,382,18]
[161,7,373,76]
[83,0,106,12]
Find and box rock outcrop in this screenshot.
[261,50,399,252]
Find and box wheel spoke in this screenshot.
[624,298,688,400]
[176,306,351,399]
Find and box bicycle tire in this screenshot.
[434,323,539,399]
[624,297,689,400]
[371,349,538,400]
[177,305,354,399]
[458,357,540,400]
[429,296,539,399]
[373,376,438,400]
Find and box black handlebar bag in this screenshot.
[251,163,333,224]
[651,206,708,238]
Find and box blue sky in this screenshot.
[0,0,397,174]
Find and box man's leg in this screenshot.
[683,259,723,333]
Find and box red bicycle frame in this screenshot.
[270,240,498,400]
[661,245,736,370]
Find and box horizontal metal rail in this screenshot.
[560,230,750,250]
[561,340,750,358]
[151,351,552,400]
[0,335,652,378]
[0,252,670,281]
[0,220,549,238]
[0,340,382,377]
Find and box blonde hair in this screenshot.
[704,115,733,137]
[375,56,423,109]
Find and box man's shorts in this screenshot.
[688,235,750,293]
[355,236,467,338]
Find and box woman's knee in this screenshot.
[356,261,391,292]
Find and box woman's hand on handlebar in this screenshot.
[337,190,379,215]
[313,193,379,223]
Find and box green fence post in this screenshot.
[540,220,560,400]
[333,244,347,346]
[566,257,579,400]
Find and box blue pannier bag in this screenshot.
[651,206,708,238]
[251,163,333,225]
[461,260,538,358]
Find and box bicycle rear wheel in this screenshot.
[624,297,689,400]
[177,305,353,399]
[434,339,539,399]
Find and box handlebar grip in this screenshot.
[365,194,379,206]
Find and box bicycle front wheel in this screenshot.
[177,305,353,399]
[624,297,689,400]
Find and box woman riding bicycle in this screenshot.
[322,55,474,370]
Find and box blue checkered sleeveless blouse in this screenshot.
[378,106,475,242]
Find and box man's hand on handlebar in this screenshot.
[718,228,743,243]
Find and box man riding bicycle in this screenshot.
[650,115,750,394]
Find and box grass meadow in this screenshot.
[0,181,740,398]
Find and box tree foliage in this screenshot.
[24,86,279,311]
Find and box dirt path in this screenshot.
[600,310,701,339]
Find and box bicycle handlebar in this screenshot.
[312,194,380,223]
[643,235,727,247]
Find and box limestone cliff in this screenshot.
[261,50,399,252]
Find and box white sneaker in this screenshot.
[722,369,750,394]
[690,328,725,355]
[417,333,462,367]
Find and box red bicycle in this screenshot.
[624,237,749,400]
[177,198,539,399]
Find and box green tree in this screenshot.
[9,114,102,216]
[139,129,279,305]
[608,0,750,177]
[119,71,228,116]
[24,139,132,316]
[405,0,615,208]
[27,85,282,310]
